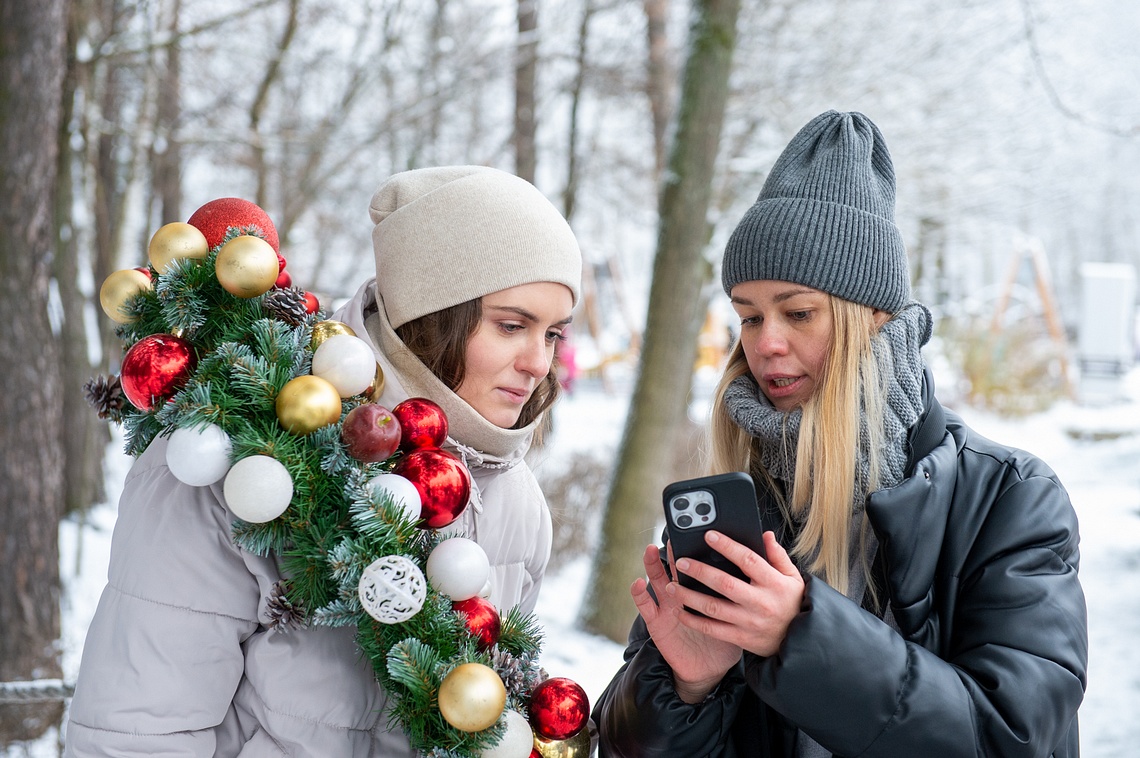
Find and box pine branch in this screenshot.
[498,606,544,656]
[310,598,361,628]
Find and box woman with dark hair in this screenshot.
[66,166,582,756]
[593,112,1087,757]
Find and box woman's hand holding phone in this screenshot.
[665,530,805,659]
[630,543,743,703]
[632,473,807,701]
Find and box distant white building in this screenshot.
[1078,262,1136,404]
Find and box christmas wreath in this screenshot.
[87,198,590,758]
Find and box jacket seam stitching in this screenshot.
[856,644,914,756]
[107,582,257,625]
[244,676,381,734]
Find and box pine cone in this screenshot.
[492,648,545,699]
[263,286,308,327]
[266,580,305,632]
[83,374,126,422]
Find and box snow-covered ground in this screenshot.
[13,368,1140,756]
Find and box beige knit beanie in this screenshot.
[369,166,582,329]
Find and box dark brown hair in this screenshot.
[396,298,561,431]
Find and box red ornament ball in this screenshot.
[392,397,449,452]
[393,448,471,529]
[187,197,280,253]
[303,291,320,314]
[276,252,287,272]
[528,677,590,741]
[120,334,197,411]
[274,268,293,289]
[452,595,501,650]
[133,266,153,280]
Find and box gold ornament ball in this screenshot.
[99,268,152,323]
[215,235,280,298]
[148,222,209,274]
[533,729,592,758]
[275,375,343,434]
[366,363,386,402]
[437,663,507,733]
[310,319,357,350]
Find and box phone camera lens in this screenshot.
[674,497,690,510]
[695,502,711,516]
[677,514,693,528]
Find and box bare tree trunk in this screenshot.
[152,0,184,223]
[90,0,133,368]
[579,0,741,643]
[561,0,594,224]
[0,0,68,742]
[643,0,672,182]
[514,0,537,182]
[250,0,300,210]
[56,0,110,519]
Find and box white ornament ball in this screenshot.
[479,578,494,599]
[365,473,422,523]
[166,424,232,486]
[481,710,534,758]
[223,455,293,523]
[310,334,377,398]
[358,555,427,624]
[426,537,490,601]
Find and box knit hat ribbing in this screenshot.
[370,166,582,329]
[721,111,910,313]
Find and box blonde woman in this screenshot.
[593,112,1087,757]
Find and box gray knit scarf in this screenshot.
[723,301,932,502]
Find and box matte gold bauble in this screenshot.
[147,222,209,274]
[275,375,343,434]
[437,663,506,733]
[99,268,152,323]
[532,729,591,758]
[310,319,357,350]
[215,235,279,298]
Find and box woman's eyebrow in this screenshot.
[485,305,573,326]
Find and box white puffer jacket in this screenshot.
[65,279,554,756]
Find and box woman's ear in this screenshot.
[872,309,892,329]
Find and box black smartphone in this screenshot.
[662,472,767,598]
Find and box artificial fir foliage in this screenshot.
[94,211,555,756]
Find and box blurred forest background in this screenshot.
[2,0,1139,746]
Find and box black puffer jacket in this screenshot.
[594,389,1087,757]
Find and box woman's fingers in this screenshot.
[705,530,770,580]
[630,576,660,623]
[762,531,799,577]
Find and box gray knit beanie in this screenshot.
[721,111,910,313]
[370,166,582,329]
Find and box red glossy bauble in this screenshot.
[452,596,501,650]
[528,677,590,741]
[303,291,320,314]
[187,197,280,252]
[392,397,449,452]
[120,334,197,411]
[274,268,293,289]
[133,266,153,280]
[393,448,471,529]
[276,252,287,272]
